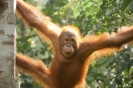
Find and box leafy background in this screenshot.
[16,0,133,88]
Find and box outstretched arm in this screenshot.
[16,53,53,87]
[16,0,61,47]
[83,26,133,52]
[91,26,133,51]
[79,26,133,61]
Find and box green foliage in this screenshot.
[17,0,133,88]
[87,46,133,88]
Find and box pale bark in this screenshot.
[0,0,19,88]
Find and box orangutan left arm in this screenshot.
[89,26,133,51]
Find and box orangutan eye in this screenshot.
[70,39,75,43]
[64,39,69,42]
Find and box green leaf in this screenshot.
[121,0,132,12]
[129,0,133,12]
[73,4,80,18]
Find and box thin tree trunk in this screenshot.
[0,0,19,88]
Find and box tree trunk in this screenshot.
[0,0,19,88]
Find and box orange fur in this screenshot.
[62,25,82,38]
[16,53,53,88]
[16,0,133,88]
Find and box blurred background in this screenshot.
[16,0,133,88]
